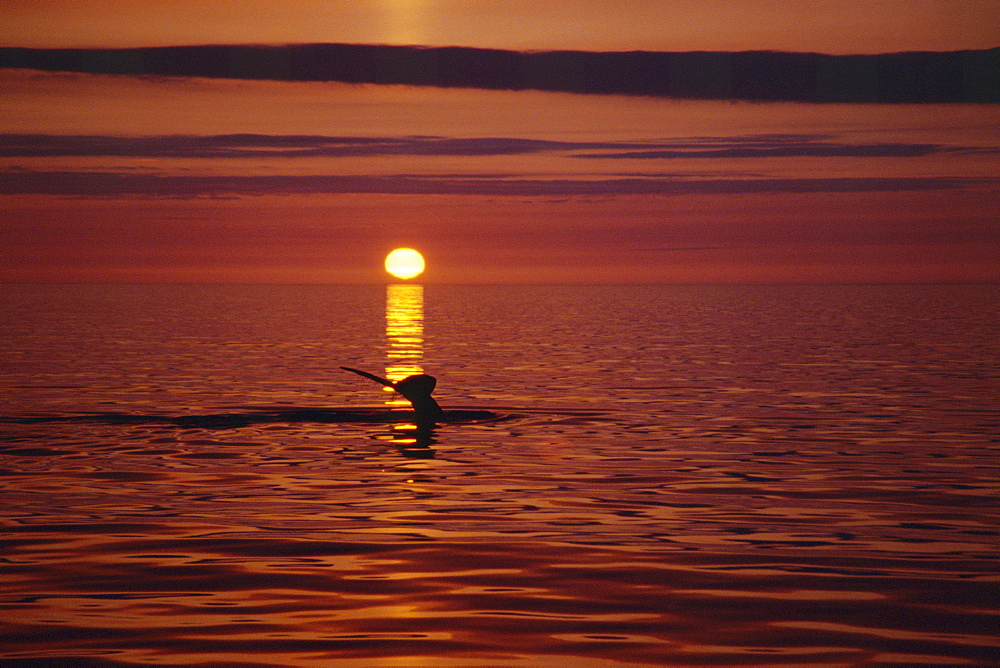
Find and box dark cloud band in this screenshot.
[1,44,997,103]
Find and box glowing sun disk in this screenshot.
[385,248,425,280]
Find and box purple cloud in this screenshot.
[0,169,986,198]
[0,133,965,160]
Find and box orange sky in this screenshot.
[1,2,998,284]
[2,0,998,53]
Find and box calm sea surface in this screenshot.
[1,283,998,667]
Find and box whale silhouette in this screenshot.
[341,366,443,427]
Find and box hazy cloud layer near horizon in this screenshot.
[1,133,978,160]
[3,170,989,198]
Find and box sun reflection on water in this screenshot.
[384,283,424,408]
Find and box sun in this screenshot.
[384,248,425,280]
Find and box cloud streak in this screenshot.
[1,44,997,103]
[1,169,985,198]
[4,132,992,200]
[0,134,628,158]
[0,133,969,160]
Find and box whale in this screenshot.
[0,368,495,434]
[340,366,444,427]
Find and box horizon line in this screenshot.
[3,280,997,287]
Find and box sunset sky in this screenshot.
[1,0,998,283]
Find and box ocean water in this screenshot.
[1,283,998,667]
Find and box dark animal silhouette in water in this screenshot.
[340,366,443,427]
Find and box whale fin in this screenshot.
[340,366,395,388]
[342,366,442,427]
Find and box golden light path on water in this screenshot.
[384,283,425,408]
